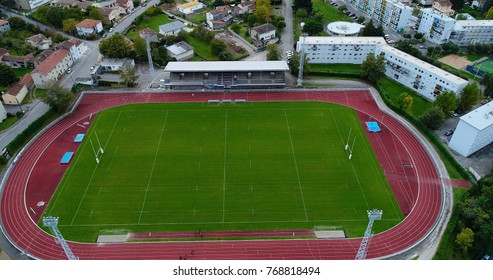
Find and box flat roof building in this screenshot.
[297,36,468,101]
[164,61,289,89]
[326,22,364,37]
[449,101,493,157]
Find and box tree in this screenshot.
[414,32,424,39]
[296,8,307,18]
[397,92,413,110]
[212,0,225,6]
[357,16,365,24]
[451,0,465,9]
[360,53,385,84]
[0,0,16,9]
[294,0,312,14]
[433,91,458,118]
[303,19,323,36]
[0,65,18,87]
[481,74,493,98]
[210,39,227,56]
[99,33,134,58]
[362,20,384,37]
[41,81,74,112]
[455,228,474,253]
[338,5,347,12]
[458,83,480,112]
[62,18,78,34]
[254,4,271,24]
[87,7,104,21]
[231,23,241,34]
[119,65,139,87]
[420,107,445,130]
[288,51,310,75]
[8,17,26,30]
[134,36,147,59]
[266,44,281,60]
[218,50,233,61]
[486,7,493,19]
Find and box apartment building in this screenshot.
[31,49,73,88]
[345,0,412,31]
[297,36,468,101]
[416,8,456,44]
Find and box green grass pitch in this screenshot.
[42,102,403,242]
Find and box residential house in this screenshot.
[55,38,87,62]
[250,23,276,42]
[159,21,186,36]
[139,28,159,43]
[99,58,135,72]
[177,1,205,15]
[74,1,94,11]
[92,0,116,8]
[0,48,8,60]
[25,34,52,50]
[14,0,51,11]
[102,6,126,25]
[31,49,54,67]
[116,0,134,13]
[31,49,73,88]
[206,6,232,30]
[1,53,34,68]
[0,20,11,34]
[76,19,103,36]
[166,41,194,61]
[2,74,34,105]
[233,1,255,16]
[50,0,78,7]
[432,0,455,16]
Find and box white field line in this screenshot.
[138,111,169,224]
[222,111,228,223]
[284,110,308,222]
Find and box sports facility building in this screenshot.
[163,61,290,89]
[449,101,493,157]
[297,36,468,101]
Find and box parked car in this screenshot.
[445,129,454,137]
[109,27,114,33]
[67,68,72,74]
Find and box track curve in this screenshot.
[0,90,443,260]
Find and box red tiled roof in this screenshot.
[34,49,70,75]
[26,34,49,44]
[0,48,8,57]
[76,19,101,29]
[0,19,9,25]
[2,54,34,63]
[139,28,157,37]
[5,74,34,97]
[19,73,33,86]
[32,49,54,64]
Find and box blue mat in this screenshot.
[365,121,381,132]
[60,152,74,164]
[74,134,85,143]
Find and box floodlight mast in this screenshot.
[355,209,383,260]
[42,216,78,260]
[297,32,307,87]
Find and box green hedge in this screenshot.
[308,71,361,79]
[6,109,56,154]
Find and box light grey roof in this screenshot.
[251,23,276,35]
[165,61,290,72]
[166,41,193,56]
[159,21,186,33]
[460,101,493,130]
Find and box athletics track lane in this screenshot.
[0,90,442,259]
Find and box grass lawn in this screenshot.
[139,14,173,32]
[0,116,19,132]
[126,28,139,42]
[42,102,403,242]
[13,68,34,78]
[312,0,353,23]
[464,53,487,62]
[186,37,218,61]
[376,78,432,117]
[310,64,361,75]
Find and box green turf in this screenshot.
[42,102,403,242]
[475,59,493,74]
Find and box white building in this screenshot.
[31,49,73,88]
[76,19,103,37]
[417,8,458,44]
[345,0,412,31]
[25,34,52,50]
[14,0,50,10]
[176,1,204,15]
[166,41,194,61]
[159,21,186,36]
[0,102,7,123]
[449,101,493,157]
[54,38,88,62]
[250,23,276,42]
[327,22,364,37]
[449,20,493,47]
[0,20,11,34]
[297,36,468,101]
[417,9,493,46]
[99,58,135,72]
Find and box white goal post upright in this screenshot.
[349,136,356,160]
[94,131,104,154]
[345,128,352,151]
[89,140,100,164]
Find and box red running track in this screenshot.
[0,90,443,260]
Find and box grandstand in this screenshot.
[163,61,290,89]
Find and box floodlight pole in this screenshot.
[355,209,383,260]
[43,216,78,260]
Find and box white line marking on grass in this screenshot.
[250,160,252,169]
[138,111,169,224]
[284,110,308,222]
[222,111,228,223]
[250,185,254,192]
